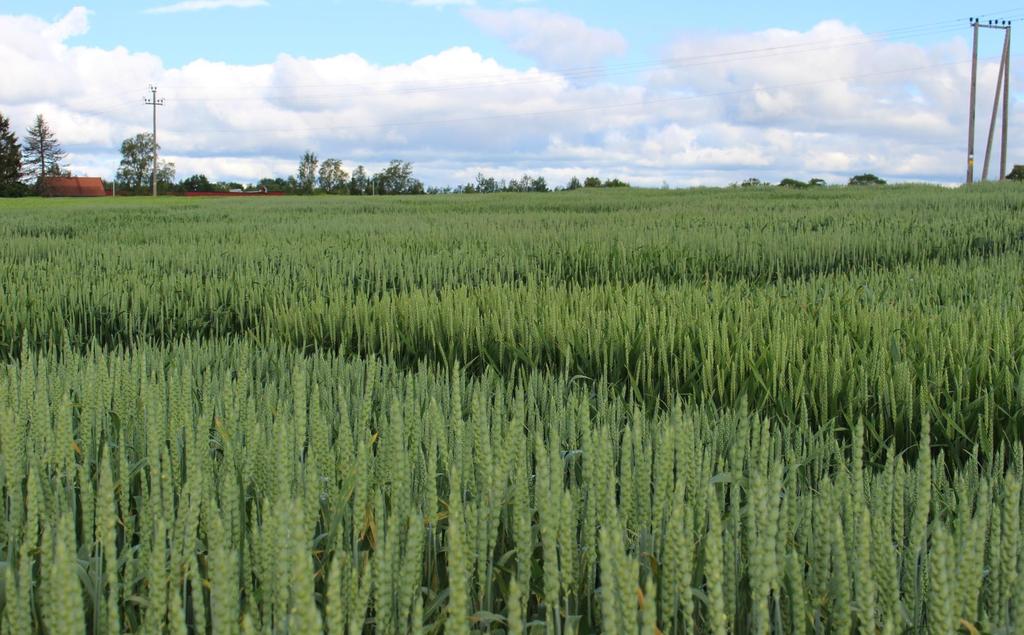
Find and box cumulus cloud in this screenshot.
[146,0,268,15]
[647,21,975,139]
[44,6,91,39]
[464,8,627,69]
[0,7,1008,186]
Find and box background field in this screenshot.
[1,186,1023,633]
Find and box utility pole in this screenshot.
[968,19,1012,184]
[1001,24,1011,180]
[144,85,164,197]
[968,19,979,184]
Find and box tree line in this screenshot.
[0,113,635,197]
[179,151,632,196]
[736,174,888,188]
[174,154,426,196]
[7,109,973,197]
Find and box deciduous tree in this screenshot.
[848,173,886,186]
[116,133,175,193]
[349,165,369,195]
[297,151,319,193]
[779,178,808,188]
[180,174,214,192]
[475,173,500,193]
[318,158,349,194]
[374,160,422,194]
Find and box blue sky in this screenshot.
[1,1,1021,185]
[6,1,1010,69]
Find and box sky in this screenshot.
[1,0,1022,186]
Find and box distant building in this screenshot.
[41,177,107,197]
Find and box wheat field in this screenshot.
[0,185,1022,633]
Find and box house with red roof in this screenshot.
[41,177,107,197]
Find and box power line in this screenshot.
[66,87,156,111]
[66,103,139,120]
[975,5,1024,18]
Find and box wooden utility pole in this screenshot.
[144,85,164,197]
[968,19,979,184]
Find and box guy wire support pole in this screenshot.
[145,85,165,197]
[968,18,980,184]
[1001,22,1011,180]
[982,29,1008,181]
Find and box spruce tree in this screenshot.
[23,114,67,188]
[0,112,22,184]
[0,113,25,196]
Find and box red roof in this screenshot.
[42,177,107,197]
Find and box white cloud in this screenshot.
[0,7,1007,186]
[44,6,91,39]
[146,0,268,15]
[464,8,627,69]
